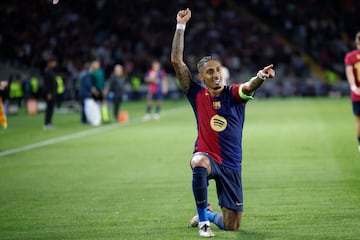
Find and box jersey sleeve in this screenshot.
[187,80,202,98]
[231,84,253,103]
[344,52,353,65]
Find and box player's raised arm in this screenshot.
[171,8,192,93]
[241,64,275,96]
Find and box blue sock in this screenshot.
[192,167,208,222]
[197,207,208,223]
[207,211,225,230]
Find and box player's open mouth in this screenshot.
[214,79,221,85]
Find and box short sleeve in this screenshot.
[230,84,253,103]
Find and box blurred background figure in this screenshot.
[221,65,230,85]
[43,57,57,129]
[344,31,360,152]
[0,80,9,100]
[90,59,108,122]
[29,75,40,100]
[144,60,168,120]
[8,74,23,110]
[105,64,126,122]
[55,74,65,109]
[79,62,94,125]
[90,60,105,103]
[0,79,9,129]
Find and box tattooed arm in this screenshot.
[170,8,192,93]
[241,64,276,96]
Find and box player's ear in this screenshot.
[198,73,203,81]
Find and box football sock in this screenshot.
[207,211,225,230]
[197,208,208,223]
[155,105,160,114]
[192,167,208,222]
[146,105,151,114]
[357,136,360,145]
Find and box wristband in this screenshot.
[257,70,267,80]
[351,85,357,91]
[176,23,186,30]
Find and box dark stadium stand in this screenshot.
[0,0,356,99]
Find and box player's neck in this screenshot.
[207,86,224,96]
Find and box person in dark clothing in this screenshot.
[43,58,57,129]
[90,60,105,102]
[79,62,96,124]
[0,76,11,101]
[105,64,126,120]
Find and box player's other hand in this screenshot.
[177,8,191,24]
[262,64,275,79]
[352,86,360,96]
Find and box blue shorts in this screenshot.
[194,152,243,212]
[148,92,163,101]
[352,101,360,116]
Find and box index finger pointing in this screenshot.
[263,64,274,71]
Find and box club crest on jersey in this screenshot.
[212,101,221,109]
[210,114,227,132]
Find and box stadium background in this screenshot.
[0,0,359,103]
[1,1,360,239]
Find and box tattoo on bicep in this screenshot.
[175,66,192,92]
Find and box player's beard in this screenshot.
[213,78,222,90]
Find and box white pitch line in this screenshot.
[0,120,138,157]
[0,105,190,157]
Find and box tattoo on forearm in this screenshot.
[243,76,264,95]
[171,30,192,92]
[171,30,184,61]
[249,77,264,90]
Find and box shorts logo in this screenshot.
[210,114,227,132]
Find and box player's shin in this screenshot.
[192,167,209,223]
[207,211,225,230]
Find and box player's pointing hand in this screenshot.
[177,8,191,24]
[262,64,275,79]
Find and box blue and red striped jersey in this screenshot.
[186,80,248,170]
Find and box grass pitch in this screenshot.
[0,97,359,239]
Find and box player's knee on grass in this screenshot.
[190,154,211,175]
[224,220,240,231]
[222,208,242,231]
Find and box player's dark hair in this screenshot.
[197,56,219,73]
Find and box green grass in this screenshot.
[0,97,359,239]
